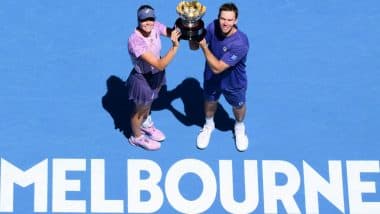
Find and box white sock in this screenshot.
[205,117,214,128]
[142,115,153,128]
[235,121,245,132]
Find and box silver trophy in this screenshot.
[175,0,206,50]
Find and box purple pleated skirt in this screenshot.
[126,69,166,106]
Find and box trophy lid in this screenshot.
[176,1,206,21]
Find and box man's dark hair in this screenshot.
[218,3,238,19]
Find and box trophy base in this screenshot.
[175,18,206,42]
[188,40,200,50]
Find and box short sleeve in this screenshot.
[128,35,148,58]
[221,44,248,67]
[155,21,167,36]
[221,33,249,67]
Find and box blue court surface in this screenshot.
[1,0,379,213]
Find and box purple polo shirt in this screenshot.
[204,20,249,91]
[128,21,167,74]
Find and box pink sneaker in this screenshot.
[140,123,166,141]
[128,135,161,151]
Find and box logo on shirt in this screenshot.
[223,46,227,52]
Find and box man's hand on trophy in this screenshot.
[171,27,181,47]
[198,38,208,49]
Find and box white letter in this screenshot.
[127,159,163,213]
[347,160,380,213]
[91,159,123,213]
[52,159,86,213]
[303,160,344,213]
[263,160,301,213]
[0,158,48,212]
[165,159,216,213]
[219,160,259,213]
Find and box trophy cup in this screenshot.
[175,0,206,50]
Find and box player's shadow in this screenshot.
[102,76,234,138]
[102,75,133,138]
[154,77,234,131]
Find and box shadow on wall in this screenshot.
[102,75,235,139]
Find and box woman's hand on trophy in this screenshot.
[171,28,182,47]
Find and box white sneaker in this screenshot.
[196,124,214,149]
[234,125,249,152]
